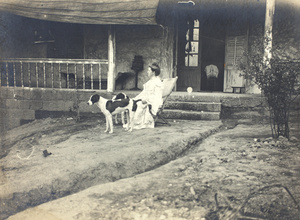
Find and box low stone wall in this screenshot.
[0,87,112,133]
[220,94,269,122]
[1,87,299,134]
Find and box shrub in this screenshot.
[239,37,300,139]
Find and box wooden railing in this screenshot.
[0,58,108,90]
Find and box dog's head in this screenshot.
[87,94,100,105]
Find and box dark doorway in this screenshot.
[177,18,201,92]
[176,16,225,92]
[200,25,225,92]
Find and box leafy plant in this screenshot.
[239,35,300,139]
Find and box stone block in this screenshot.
[19,100,43,110]
[0,112,21,132]
[0,88,14,99]
[29,89,43,100]
[40,89,56,100]
[60,90,77,101]
[0,98,6,108]
[42,100,75,111]
[12,88,32,100]
[5,99,20,109]
[79,101,97,113]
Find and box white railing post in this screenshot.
[0,63,1,86]
[91,64,93,90]
[51,63,54,88]
[75,64,77,88]
[59,63,61,88]
[13,63,16,87]
[83,64,85,89]
[20,61,24,87]
[6,62,8,87]
[98,63,101,90]
[28,63,31,87]
[36,62,38,88]
[43,63,46,88]
[67,63,69,89]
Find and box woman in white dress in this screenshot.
[132,63,163,129]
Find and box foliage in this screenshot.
[239,36,300,139]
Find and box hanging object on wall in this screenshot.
[131,55,144,90]
[177,1,195,7]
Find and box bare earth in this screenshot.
[1,117,300,220]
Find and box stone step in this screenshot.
[168,93,222,103]
[161,109,221,120]
[165,101,221,112]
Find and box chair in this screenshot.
[154,76,178,126]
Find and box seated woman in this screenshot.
[132,62,163,129]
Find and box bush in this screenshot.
[239,38,300,139]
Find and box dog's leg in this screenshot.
[124,112,129,130]
[127,111,134,132]
[121,112,125,125]
[104,116,109,133]
[114,115,118,124]
[107,114,113,134]
[122,111,128,128]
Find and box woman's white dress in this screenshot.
[132,76,163,129]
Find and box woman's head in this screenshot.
[148,62,160,77]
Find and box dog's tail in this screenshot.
[132,99,142,112]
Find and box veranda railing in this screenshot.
[0,58,108,90]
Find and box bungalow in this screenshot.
[0,0,299,93]
[0,0,299,131]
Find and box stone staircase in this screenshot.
[161,94,222,121]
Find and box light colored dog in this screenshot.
[87,94,135,133]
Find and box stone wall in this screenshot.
[0,87,111,133]
[1,87,299,134]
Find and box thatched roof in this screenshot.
[0,0,160,25]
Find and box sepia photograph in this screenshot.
[0,0,299,219]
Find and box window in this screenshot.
[185,19,199,67]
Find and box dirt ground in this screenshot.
[1,117,300,220]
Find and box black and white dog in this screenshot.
[112,92,129,127]
[87,93,135,133]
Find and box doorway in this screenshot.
[200,25,225,92]
[176,18,225,92]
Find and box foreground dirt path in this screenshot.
[0,117,223,219]
[6,123,300,220]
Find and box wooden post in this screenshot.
[264,0,275,63]
[107,25,116,93]
[250,0,275,94]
